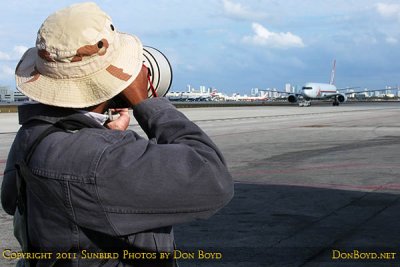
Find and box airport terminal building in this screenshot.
[0,86,29,103]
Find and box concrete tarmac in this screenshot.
[1,102,400,266]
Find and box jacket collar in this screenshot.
[18,103,106,129]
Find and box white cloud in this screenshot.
[222,0,267,21]
[386,36,398,44]
[376,3,400,20]
[0,65,15,85]
[352,33,378,45]
[0,46,23,83]
[13,46,28,57]
[0,45,28,61]
[242,23,305,49]
[0,51,11,61]
[185,64,196,71]
[1,65,14,76]
[375,3,400,45]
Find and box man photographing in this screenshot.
[1,2,234,266]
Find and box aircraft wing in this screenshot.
[266,90,302,96]
[340,88,390,95]
[337,86,360,91]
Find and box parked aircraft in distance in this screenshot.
[225,93,269,102]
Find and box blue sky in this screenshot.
[0,0,399,95]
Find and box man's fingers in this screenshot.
[106,108,131,131]
[109,108,129,113]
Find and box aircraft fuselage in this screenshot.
[301,83,337,100]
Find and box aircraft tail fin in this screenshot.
[330,59,336,85]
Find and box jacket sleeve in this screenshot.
[1,138,18,215]
[93,97,234,235]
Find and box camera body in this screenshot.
[108,46,173,108]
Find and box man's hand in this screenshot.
[120,65,149,106]
[106,108,130,130]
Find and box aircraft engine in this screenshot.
[288,95,298,103]
[337,94,347,103]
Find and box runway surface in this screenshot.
[1,102,400,266]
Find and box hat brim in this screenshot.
[15,33,143,108]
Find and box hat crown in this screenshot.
[15,2,144,108]
[36,2,116,63]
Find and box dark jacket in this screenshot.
[1,97,234,266]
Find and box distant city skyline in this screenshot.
[1,1,399,95]
[2,83,399,103]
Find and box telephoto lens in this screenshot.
[108,46,173,108]
[142,46,173,98]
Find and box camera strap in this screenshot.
[146,65,158,97]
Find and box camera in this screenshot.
[108,46,173,108]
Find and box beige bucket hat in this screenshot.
[15,2,143,108]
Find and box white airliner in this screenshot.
[283,60,356,106]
